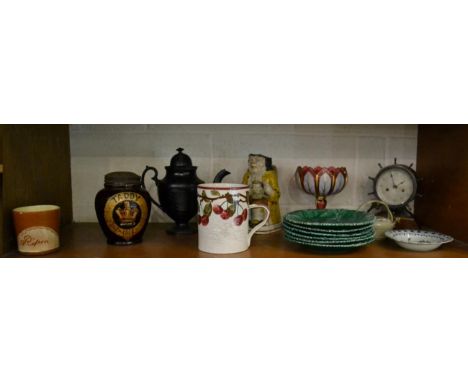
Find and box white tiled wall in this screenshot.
[70,125,418,222]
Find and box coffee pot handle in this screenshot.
[247,204,270,244]
[141,166,163,209]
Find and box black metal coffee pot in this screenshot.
[142,148,230,235]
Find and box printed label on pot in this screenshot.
[104,192,149,241]
[17,227,59,253]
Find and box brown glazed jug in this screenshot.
[95,171,152,245]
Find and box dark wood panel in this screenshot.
[0,175,3,253]
[4,223,468,258]
[0,126,6,253]
[2,125,72,253]
[415,125,468,242]
[0,126,5,164]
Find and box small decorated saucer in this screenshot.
[385,230,454,252]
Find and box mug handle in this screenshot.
[247,204,270,244]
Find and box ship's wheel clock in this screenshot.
[368,158,421,218]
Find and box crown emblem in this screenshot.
[115,201,138,225]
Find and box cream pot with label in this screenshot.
[197,183,270,254]
[13,205,61,255]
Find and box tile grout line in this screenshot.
[353,136,359,208]
[209,133,214,180]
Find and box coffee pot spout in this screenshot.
[213,169,231,183]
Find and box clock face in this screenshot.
[375,166,416,207]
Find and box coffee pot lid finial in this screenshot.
[169,147,195,169]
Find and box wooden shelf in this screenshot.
[0,125,72,255]
[4,223,468,258]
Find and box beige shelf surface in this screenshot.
[5,223,468,258]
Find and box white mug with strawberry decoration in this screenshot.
[197,183,270,254]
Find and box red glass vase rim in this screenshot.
[297,166,347,173]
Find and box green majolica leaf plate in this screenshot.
[283,221,373,234]
[284,231,375,244]
[284,209,375,228]
[283,221,374,238]
[284,229,375,244]
[284,232,375,252]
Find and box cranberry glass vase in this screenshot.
[295,166,348,209]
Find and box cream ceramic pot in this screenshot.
[358,200,395,240]
[374,216,395,239]
[197,183,270,254]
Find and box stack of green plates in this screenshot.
[283,209,375,252]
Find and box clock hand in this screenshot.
[390,172,397,188]
[397,181,406,186]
